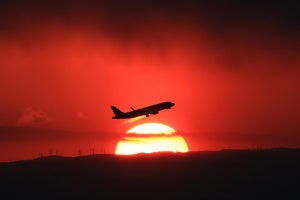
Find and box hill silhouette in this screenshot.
[0,149,299,199]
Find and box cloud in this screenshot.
[76,112,88,120]
[17,106,53,126]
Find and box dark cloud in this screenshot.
[17,106,53,126]
[1,1,299,37]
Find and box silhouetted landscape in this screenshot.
[1,149,299,199]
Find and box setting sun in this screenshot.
[127,123,176,135]
[115,123,189,155]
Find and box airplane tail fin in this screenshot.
[111,106,124,117]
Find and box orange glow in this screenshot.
[115,123,189,155]
[127,116,146,123]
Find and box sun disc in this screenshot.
[115,123,189,155]
[115,136,188,155]
[126,123,175,135]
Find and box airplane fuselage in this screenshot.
[111,101,175,119]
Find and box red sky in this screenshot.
[0,1,299,161]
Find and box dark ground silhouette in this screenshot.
[1,149,299,199]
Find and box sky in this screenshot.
[0,0,299,160]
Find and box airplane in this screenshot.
[111,101,175,119]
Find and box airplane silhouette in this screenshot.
[111,101,175,119]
